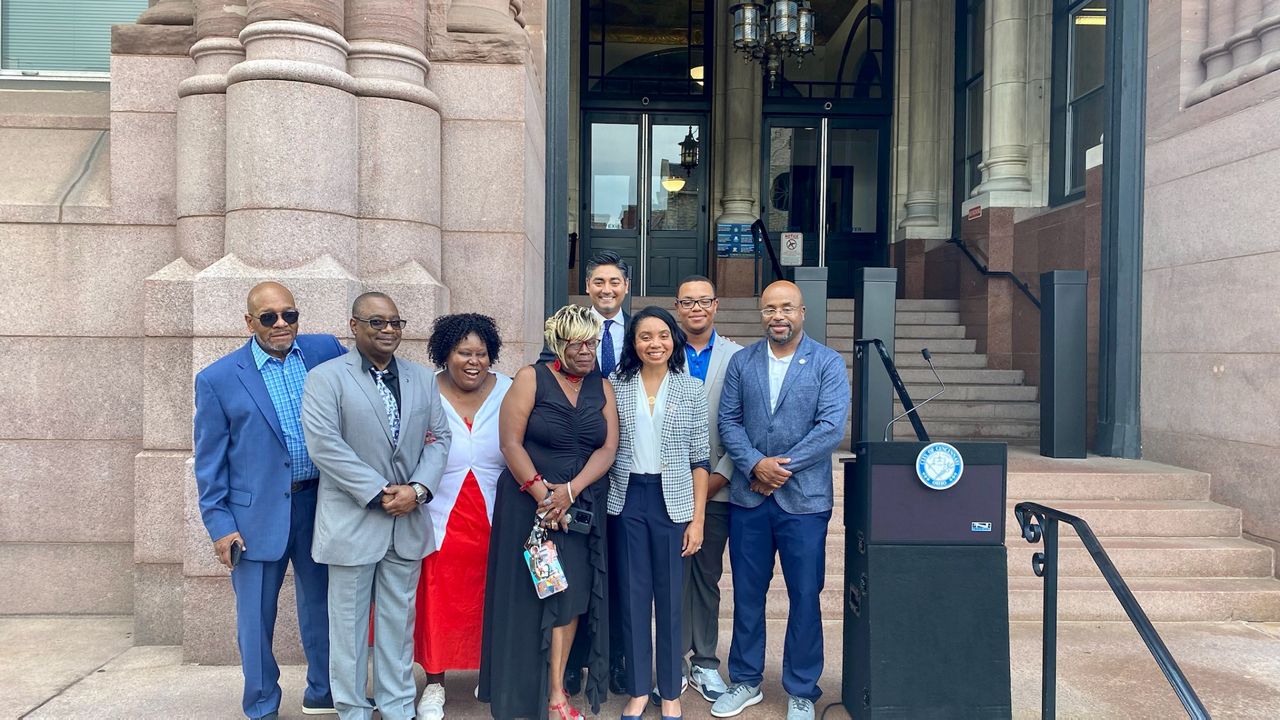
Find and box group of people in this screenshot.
[194,251,851,720]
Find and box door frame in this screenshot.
[580,110,709,296]
[759,113,892,296]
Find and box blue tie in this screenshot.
[600,319,616,377]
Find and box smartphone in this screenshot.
[567,507,594,534]
[229,540,244,568]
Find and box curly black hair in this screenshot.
[427,313,502,368]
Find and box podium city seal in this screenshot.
[916,442,963,490]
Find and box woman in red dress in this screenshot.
[414,314,510,720]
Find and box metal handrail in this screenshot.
[1014,502,1210,719]
[752,219,786,281]
[947,236,1042,310]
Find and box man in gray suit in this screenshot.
[672,275,741,703]
[301,292,451,720]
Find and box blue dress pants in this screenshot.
[230,484,331,719]
[727,496,830,701]
[615,473,687,700]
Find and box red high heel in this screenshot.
[548,690,584,720]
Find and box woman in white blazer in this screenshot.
[608,306,710,720]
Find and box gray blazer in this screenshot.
[301,351,452,566]
[718,333,851,515]
[702,333,744,502]
[607,370,710,523]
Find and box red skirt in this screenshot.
[413,469,492,673]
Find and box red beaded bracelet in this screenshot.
[519,473,543,493]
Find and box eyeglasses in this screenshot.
[565,338,600,352]
[676,298,717,309]
[760,306,801,318]
[353,316,408,330]
[254,310,300,326]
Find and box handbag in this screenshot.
[524,515,569,599]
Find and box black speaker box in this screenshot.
[842,444,1012,719]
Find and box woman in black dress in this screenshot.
[478,304,619,719]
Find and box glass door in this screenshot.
[582,112,708,296]
[762,116,888,298]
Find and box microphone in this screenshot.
[882,348,948,442]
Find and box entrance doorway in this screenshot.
[762,116,889,298]
[582,112,708,296]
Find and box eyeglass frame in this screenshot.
[352,316,408,330]
[675,297,717,309]
[760,305,802,318]
[563,337,600,353]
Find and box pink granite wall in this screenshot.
[1141,0,1280,573]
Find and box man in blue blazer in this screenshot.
[194,281,346,720]
[712,281,851,720]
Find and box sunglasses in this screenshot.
[353,316,408,330]
[254,310,300,326]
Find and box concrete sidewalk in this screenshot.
[5,616,1280,719]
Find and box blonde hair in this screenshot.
[544,304,603,364]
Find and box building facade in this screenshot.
[1,0,1278,663]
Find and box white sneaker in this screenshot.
[417,683,446,720]
[689,665,729,702]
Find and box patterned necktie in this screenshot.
[372,369,400,445]
[600,319,616,377]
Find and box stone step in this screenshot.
[893,400,1042,420]
[894,324,968,339]
[894,337,978,353]
[1005,536,1274,578]
[892,310,962,325]
[727,517,1264,573]
[897,368,1026,385]
[892,418,1039,440]
[896,299,960,311]
[717,576,1280,623]
[902,383,1038,401]
[1000,500,1242,538]
[895,353,990,369]
[823,310,963,327]
[1007,576,1280,622]
[1006,471,1211,501]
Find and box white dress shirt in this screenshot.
[591,307,626,371]
[767,343,794,412]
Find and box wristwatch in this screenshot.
[411,482,431,504]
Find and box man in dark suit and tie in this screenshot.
[194,281,346,719]
[713,281,851,720]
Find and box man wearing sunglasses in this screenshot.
[302,291,451,720]
[194,281,347,719]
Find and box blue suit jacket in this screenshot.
[718,333,851,514]
[194,334,346,562]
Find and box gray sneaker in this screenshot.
[689,665,729,702]
[709,683,762,717]
[786,695,815,720]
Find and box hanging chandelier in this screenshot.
[730,1,816,89]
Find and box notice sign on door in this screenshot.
[780,232,803,266]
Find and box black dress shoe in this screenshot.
[564,666,583,696]
[609,662,627,696]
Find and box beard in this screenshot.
[767,322,795,344]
